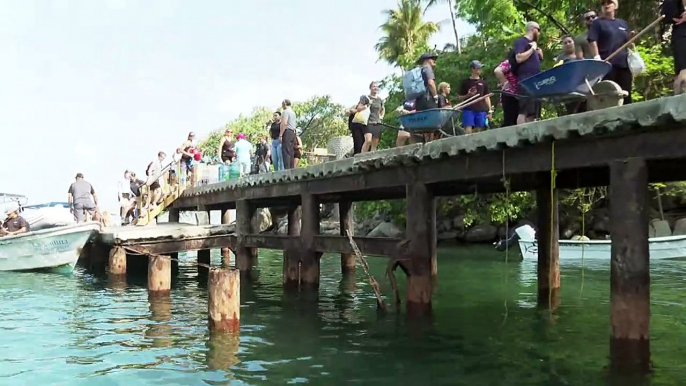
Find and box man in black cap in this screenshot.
[68,173,99,223]
[414,53,439,111]
[457,60,492,133]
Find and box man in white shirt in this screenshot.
[146,151,166,208]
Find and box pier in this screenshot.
[88,94,686,373]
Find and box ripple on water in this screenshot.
[1,250,686,385]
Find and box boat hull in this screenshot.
[517,235,686,261]
[0,223,100,273]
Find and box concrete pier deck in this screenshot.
[97,223,235,254]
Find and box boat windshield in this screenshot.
[22,202,70,210]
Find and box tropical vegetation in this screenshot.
[198,0,685,233]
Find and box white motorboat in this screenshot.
[0,222,100,273]
[496,225,686,260]
[21,202,75,231]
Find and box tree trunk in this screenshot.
[447,0,461,54]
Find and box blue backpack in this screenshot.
[402,67,426,101]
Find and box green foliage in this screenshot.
[355,200,407,226]
[293,95,349,150]
[198,106,272,157]
[375,0,441,70]
[199,96,349,158]
[632,44,675,102]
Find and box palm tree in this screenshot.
[425,0,461,54]
[375,0,440,69]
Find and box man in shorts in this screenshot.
[512,21,543,124]
[68,173,99,223]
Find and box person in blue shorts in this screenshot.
[457,60,492,134]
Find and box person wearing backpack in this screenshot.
[403,53,439,111]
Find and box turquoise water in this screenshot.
[1,246,685,385]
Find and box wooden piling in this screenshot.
[208,267,240,333]
[169,208,180,223]
[405,182,436,316]
[609,158,650,373]
[221,208,233,266]
[339,201,356,275]
[235,200,254,272]
[108,246,127,276]
[536,172,560,309]
[283,205,300,289]
[148,255,171,295]
[198,249,211,274]
[300,194,321,290]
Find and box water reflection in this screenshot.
[146,293,173,348]
[0,249,685,384]
[205,332,240,371]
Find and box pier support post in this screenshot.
[235,200,255,272]
[300,194,321,290]
[198,249,211,275]
[221,208,233,266]
[283,205,301,290]
[609,158,650,374]
[108,246,127,276]
[169,208,180,223]
[208,267,240,333]
[339,201,356,275]
[405,182,436,316]
[536,172,560,309]
[148,255,171,296]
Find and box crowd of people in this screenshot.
[346,0,686,155]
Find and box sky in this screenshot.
[0,0,475,213]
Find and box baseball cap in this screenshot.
[470,60,483,69]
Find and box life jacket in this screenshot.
[402,67,426,101]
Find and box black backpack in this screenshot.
[507,48,520,77]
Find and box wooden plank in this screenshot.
[314,235,401,257]
[300,194,321,289]
[117,235,234,255]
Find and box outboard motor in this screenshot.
[493,224,536,251]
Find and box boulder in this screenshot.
[452,215,465,231]
[673,218,686,236]
[251,208,272,233]
[464,224,498,243]
[437,231,459,241]
[591,210,610,233]
[649,219,672,238]
[195,211,210,225]
[367,221,405,238]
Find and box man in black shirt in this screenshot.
[663,0,686,94]
[1,205,30,237]
[457,60,492,133]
